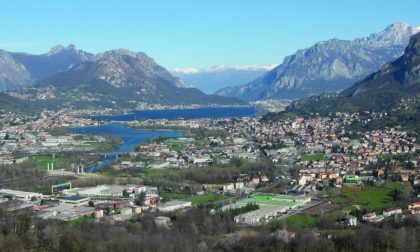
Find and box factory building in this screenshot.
[0,189,42,203]
[59,195,90,206]
[62,185,157,200]
[233,193,312,225]
[234,206,283,225]
[157,200,192,213]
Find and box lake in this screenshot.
[92,106,257,121]
[71,124,183,172]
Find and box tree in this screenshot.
[391,184,414,206]
[135,192,146,206]
[15,213,31,235]
[122,189,129,198]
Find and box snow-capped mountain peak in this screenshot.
[171,64,277,75]
[356,22,420,48]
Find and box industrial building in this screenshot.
[344,215,358,226]
[155,216,171,228]
[233,193,312,225]
[59,195,90,206]
[157,200,192,213]
[35,204,95,221]
[62,185,157,200]
[0,189,42,203]
[234,206,283,225]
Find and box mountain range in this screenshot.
[286,31,420,114]
[34,49,241,108]
[216,22,420,101]
[0,44,93,91]
[0,47,242,110]
[1,22,420,111]
[171,65,276,94]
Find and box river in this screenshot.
[71,124,183,172]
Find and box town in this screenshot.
[1,109,419,237]
[2,1,420,251]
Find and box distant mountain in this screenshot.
[0,44,93,91]
[10,44,94,80]
[36,50,243,108]
[217,23,420,101]
[171,65,276,94]
[288,31,420,114]
[0,50,33,91]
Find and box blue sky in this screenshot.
[1,0,420,69]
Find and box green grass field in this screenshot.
[185,193,231,205]
[100,170,113,177]
[66,216,95,225]
[269,215,318,230]
[164,139,187,152]
[74,142,104,149]
[336,182,405,211]
[194,140,208,149]
[161,192,190,201]
[30,155,70,169]
[168,143,185,152]
[301,153,325,161]
[85,142,104,148]
[160,192,230,204]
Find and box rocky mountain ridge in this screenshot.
[0,44,94,90]
[287,32,420,114]
[217,22,420,101]
[34,49,242,108]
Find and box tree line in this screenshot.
[0,206,418,252]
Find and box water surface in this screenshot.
[72,124,183,172]
[92,107,257,121]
